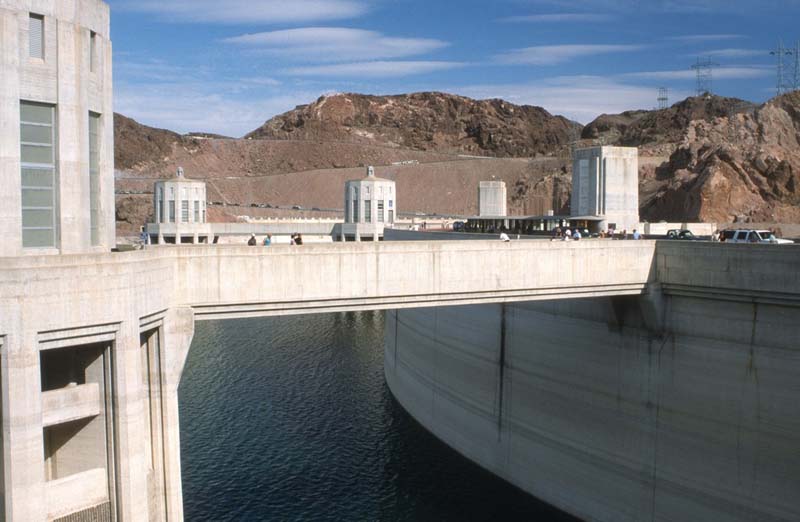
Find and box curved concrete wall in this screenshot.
[384,298,800,522]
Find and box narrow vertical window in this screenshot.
[181,201,189,223]
[29,14,44,60]
[364,200,371,223]
[158,188,164,223]
[194,201,199,223]
[377,201,385,223]
[89,113,101,245]
[20,101,57,248]
[353,199,359,223]
[89,31,97,72]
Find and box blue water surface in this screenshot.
[180,312,579,522]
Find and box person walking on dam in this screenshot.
[263,234,272,246]
[248,233,257,246]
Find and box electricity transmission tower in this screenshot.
[657,87,669,110]
[691,57,719,97]
[770,40,795,96]
[794,41,800,91]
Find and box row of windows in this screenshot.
[20,101,103,249]
[157,199,206,224]
[28,12,98,72]
[349,200,394,224]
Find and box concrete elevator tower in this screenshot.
[0,0,115,256]
[571,146,639,232]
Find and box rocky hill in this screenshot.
[641,91,800,224]
[245,92,579,157]
[114,91,800,235]
[582,95,755,151]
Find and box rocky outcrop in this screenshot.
[245,92,580,157]
[583,95,754,149]
[641,91,800,224]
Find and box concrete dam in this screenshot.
[1,239,799,521]
[385,242,800,522]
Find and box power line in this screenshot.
[657,87,669,110]
[770,40,794,96]
[691,57,719,96]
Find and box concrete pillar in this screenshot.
[113,320,149,522]
[56,20,88,254]
[0,10,22,257]
[1,331,46,521]
[160,307,195,521]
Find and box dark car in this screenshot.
[452,221,465,231]
[666,229,698,240]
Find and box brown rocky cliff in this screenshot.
[641,91,800,224]
[245,92,579,157]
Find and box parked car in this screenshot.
[666,229,699,240]
[452,221,465,231]
[292,205,303,210]
[723,229,793,244]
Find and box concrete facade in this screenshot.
[341,166,396,241]
[0,0,114,256]
[385,242,800,522]
[572,146,639,232]
[478,181,507,217]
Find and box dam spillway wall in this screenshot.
[384,294,800,522]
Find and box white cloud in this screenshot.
[667,34,745,43]
[622,66,771,81]
[495,44,643,65]
[697,48,766,58]
[119,0,368,24]
[224,28,448,62]
[115,81,319,137]
[497,13,612,23]
[454,76,690,123]
[284,61,465,78]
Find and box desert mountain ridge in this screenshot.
[113,90,800,234]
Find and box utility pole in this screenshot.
[691,57,718,96]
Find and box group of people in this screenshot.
[549,227,589,241]
[247,233,304,246]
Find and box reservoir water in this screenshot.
[179,312,579,521]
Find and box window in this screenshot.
[388,210,394,223]
[353,199,359,223]
[89,113,100,245]
[194,201,200,223]
[388,200,393,209]
[377,201,385,223]
[181,201,189,223]
[20,101,57,248]
[29,14,44,60]
[364,200,371,223]
[158,188,164,223]
[89,31,97,72]
[168,200,175,223]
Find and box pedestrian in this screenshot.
[572,229,582,241]
[263,234,271,246]
[563,227,572,241]
[295,233,303,245]
[632,229,641,240]
[499,232,510,242]
[139,226,148,249]
[247,233,257,246]
[551,226,562,241]
[290,233,297,245]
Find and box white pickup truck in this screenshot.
[722,229,794,244]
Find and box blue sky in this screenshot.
[108,0,800,137]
